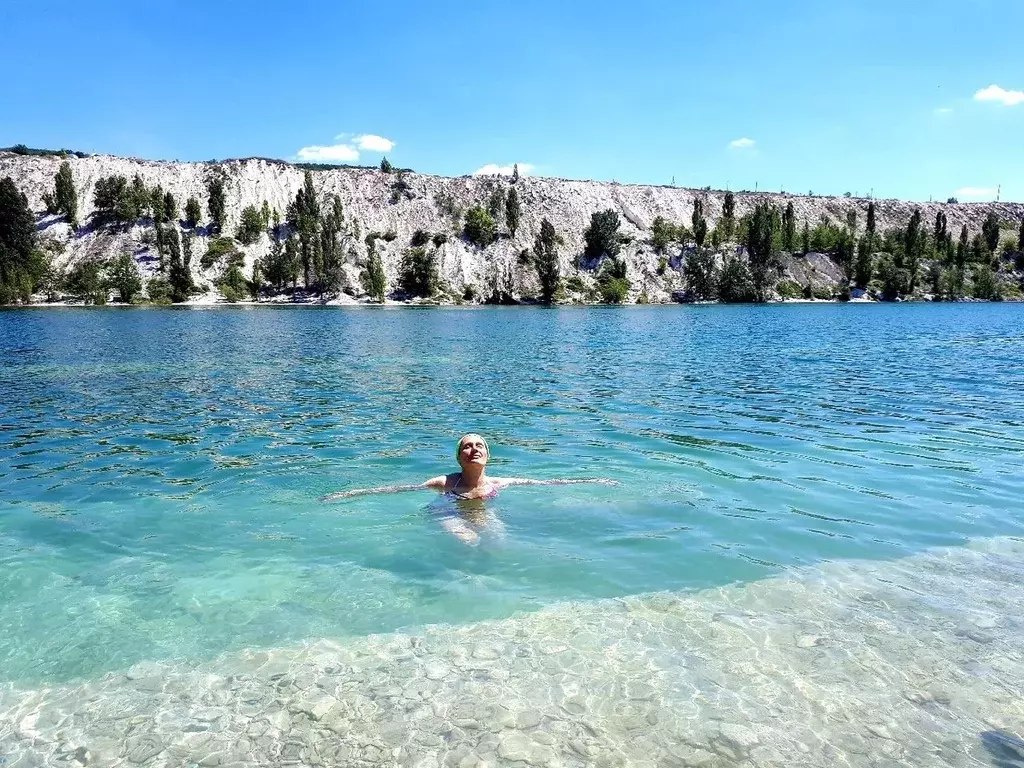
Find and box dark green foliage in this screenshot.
[380,157,394,173]
[597,257,630,303]
[1019,218,1024,251]
[164,191,177,223]
[108,252,142,303]
[691,200,708,249]
[363,249,387,302]
[65,259,107,304]
[875,254,910,301]
[43,192,58,214]
[260,237,288,290]
[512,164,520,183]
[292,171,321,286]
[651,216,683,253]
[4,145,88,158]
[464,206,497,247]
[411,229,431,247]
[506,187,521,237]
[0,176,46,303]
[261,200,273,230]
[400,246,437,297]
[92,175,127,222]
[146,277,172,304]
[718,255,755,302]
[982,212,1000,254]
[835,229,855,297]
[902,208,923,292]
[185,196,202,228]
[933,211,948,257]
[855,236,873,289]
[584,210,621,260]
[926,262,943,297]
[972,266,1001,300]
[382,230,397,242]
[218,265,249,302]
[534,218,560,303]
[941,266,965,300]
[801,221,810,254]
[54,161,78,228]
[782,202,796,251]
[721,192,736,241]
[235,205,265,245]
[776,280,803,300]
[956,224,969,268]
[971,234,986,263]
[151,185,166,224]
[744,203,782,301]
[206,176,227,234]
[165,227,193,302]
[201,237,239,269]
[866,201,876,238]
[487,188,505,225]
[808,218,843,253]
[845,209,857,233]
[432,232,449,247]
[318,204,345,294]
[685,249,719,300]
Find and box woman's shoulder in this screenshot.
[425,473,461,491]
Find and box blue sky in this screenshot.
[3,0,1023,201]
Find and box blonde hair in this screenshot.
[456,434,489,458]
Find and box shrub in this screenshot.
[718,255,755,302]
[218,266,250,302]
[390,173,413,204]
[685,249,719,300]
[146,277,172,304]
[463,283,478,301]
[566,275,587,293]
[411,229,431,247]
[464,206,497,247]
[184,197,202,228]
[108,253,142,303]
[382,230,398,242]
[400,247,438,297]
[657,256,668,275]
[597,257,630,304]
[972,266,1002,300]
[65,259,107,304]
[651,216,680,253]
[201,237,239,269]
[235,205,265,245]
[432,232,449,247]
[776,280,803,300]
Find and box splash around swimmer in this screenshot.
[319,433,616,502]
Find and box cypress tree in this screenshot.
[982,212,1000,254]
[866,201,876,239]
[802,221,810,254]
[0,177,42,303]
[722,192,736,241]
[294,171,320,287]
[505,187,521,237]
[782,202,796,251]
[1019,217,1024,251]
[164,191,177,222]
[691,199,708,249]
[151,185,166,224]
[54,161,78,229]
[956,224,968,268]
[108,253,142,303]
[364,247,387,302]
[534,218,560,303]
[744,203,781,301]
[185,196,202,228]
[904,208,922,291]
[207,177,226,234]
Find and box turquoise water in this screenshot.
[2,303,1022,692]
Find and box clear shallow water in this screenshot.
[1,304,1024,766]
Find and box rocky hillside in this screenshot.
[2,151,1022,303]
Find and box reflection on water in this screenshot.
[1,538,1022,767]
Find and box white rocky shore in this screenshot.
[1,539,1021,768]
[2,151,1022,305]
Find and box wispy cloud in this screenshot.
[728,137,756,150]
[352,134,395,153]
[956,186,998,198]
[974,84,1024,106]
[296,144,361,163]
[472,163,534,177]
[934,107,953,116]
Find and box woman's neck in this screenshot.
[459,467,487,488]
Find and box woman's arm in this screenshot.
[320,476,447,502]
[494,477,618,488]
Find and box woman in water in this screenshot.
[321,433,614,544]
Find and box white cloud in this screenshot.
[472,163,534,177]
[296,144,360,163]
[352,134,395,153]
[934,107,953,115]
[728,137,756,149]
[973,84,1024,106]
[955,186,998,198]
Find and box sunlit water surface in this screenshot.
[1,304,1022,767]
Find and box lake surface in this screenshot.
[1,304,1023,768]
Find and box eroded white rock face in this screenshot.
[0,539,1022,768]
[3,152,1022,304]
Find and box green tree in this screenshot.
[108,252,142,303]
[744,203,781,301]
[512,164,520,183]
[151,185,166,224]
[866,201,876,239]
[235,205,265,245]
[164,191,177,222]
[487,188,506,226]
[691,199,708,249]
[721,192,736,241]
[505,187,521,237]
[836,228,855,297]
[597,257,630,303]
[651,216,680,253]
[854,236,873,289]
[364,247,387,302]
[846,209,857,234]
[684,249,719,300]
[463,205,497,247]
[876,254,909,301]
[207,176,227,234]
[782,202,796,251]
[291,171,321,287]
[584,209,621,260]
[534,218,560,303]
[165,227,193,302]
[933,211,948,258]
[903,208,923,292]
[400,247,437,297]
[261,200,273,230]
[981,212,1000,255]
[0,176,45,303]
[801,221,810,254]
[380,156,394,173]
[941,266,965,300]
[972,266,1001,300]
[718,254,755,302]
[1019,217,1024,251]
[54,161,78,228]
[65,258,107,304]
[956,224,969,268]
[185,196,202,228]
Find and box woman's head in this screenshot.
[456,434,489,469]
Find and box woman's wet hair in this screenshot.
[456,434,488,458]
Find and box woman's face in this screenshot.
[457,434,489,469]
